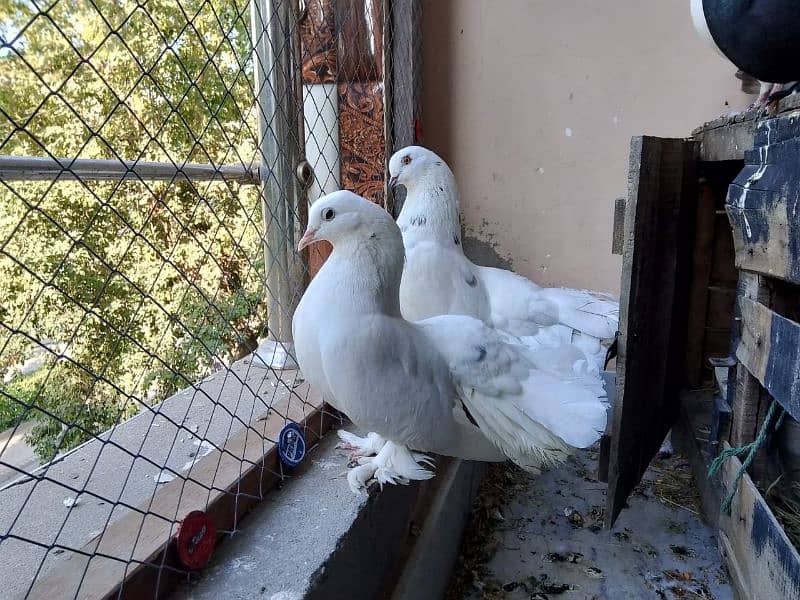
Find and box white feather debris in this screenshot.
[153,470,175,484]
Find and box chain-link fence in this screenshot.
[0,0,420,597]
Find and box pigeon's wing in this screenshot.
[400,241,491,322]
[476,265,559,334]
[476,265,619,367]
[538,287,619,341]
[318,314,505,462]
[416,315,609,470]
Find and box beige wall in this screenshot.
[421,0,751,294]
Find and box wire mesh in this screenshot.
[0,0,423,598]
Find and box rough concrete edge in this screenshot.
[390,459,486,600]
[301,457,486,600]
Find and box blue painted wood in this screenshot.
[737,297,800,423]
[726,108,800,284]
[764,308,800,421]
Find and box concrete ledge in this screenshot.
[0,359,318,599]
[173,431,486,600]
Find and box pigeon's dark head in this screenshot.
[388,145,447,192]
[298,190,396,251]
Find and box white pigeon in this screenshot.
[389,145,619,368]
[292,191,609,492]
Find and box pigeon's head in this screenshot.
[298,190,395,251]
[388,145,447,192]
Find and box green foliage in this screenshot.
[0,0,266,459]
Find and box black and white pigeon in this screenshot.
[691,0,800,106]
[387,146,619,370]
[291,191,609,492]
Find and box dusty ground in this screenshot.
[446,449,732,600]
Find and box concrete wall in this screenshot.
[421,0,751,294]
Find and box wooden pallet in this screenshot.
[716,101,800,599]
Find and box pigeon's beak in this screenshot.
[388,175,399,191]
[297,226,318,251]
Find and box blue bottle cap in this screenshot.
[278,422,306,468]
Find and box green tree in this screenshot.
[0,0,266,459]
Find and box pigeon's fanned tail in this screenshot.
[458,371,608,470]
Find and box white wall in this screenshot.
[422,0,750,293]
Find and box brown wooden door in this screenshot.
[603,136,698,527]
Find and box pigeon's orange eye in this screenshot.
[401,155,412,166]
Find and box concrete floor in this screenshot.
[446,449,732,600]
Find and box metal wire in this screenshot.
[0,0,418,597]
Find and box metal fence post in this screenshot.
[251,0,308,369]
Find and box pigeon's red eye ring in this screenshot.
[401,155,412,166]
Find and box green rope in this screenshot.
[708,398,782,515]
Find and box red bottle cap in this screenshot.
[176,510,216,570]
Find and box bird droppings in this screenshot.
[565,127,574,137]
[445,449,732,599]
[536,167,544,175]
[612,115,620,125]
[62,496,79,508]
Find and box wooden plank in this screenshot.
[718,443,800,600]
[604,137,697,527]
[737,296,800,422]
[725,108,800,286]
[685,179,717,388]
[387,0,422,216]
[29,390,333,600]
[389,0,422,151]
[727,195,800,285]
[673,390,723,528]
[611,197,626,255]
[695,118,755,162]
[706,287,737,329]
[334,0,383,82]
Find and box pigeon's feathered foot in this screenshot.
[346,441,435,494]
[336,430,386,458]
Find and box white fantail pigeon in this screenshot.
[388,145,619,371]
[292,191,609,492]
[691,0,800,105]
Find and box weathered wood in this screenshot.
[718,443,800,600]
[29,390,333,600]
[695,118,755,162]
[726,109,800,286]
[706,287,737,329]
[334,0,384,82]
[673,390,724,529]
[709,393,732,456]
[604,136,697,527]
[387,0,422,216]
[730,362,766,448]
[611,197,626,255]
[389,0,422,151]
[686,179,718,388]
[727,195,800,285]
[737,296,800,422]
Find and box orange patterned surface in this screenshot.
[300,0,337,84]
[338,81,386,206]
